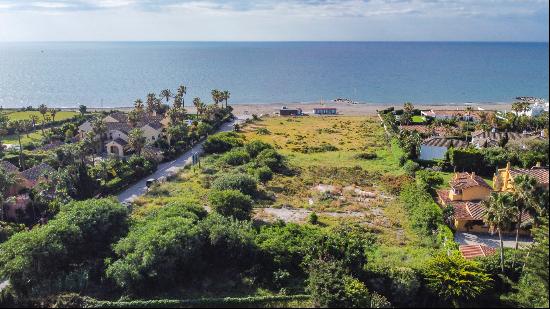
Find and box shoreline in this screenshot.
[3,101,515,116]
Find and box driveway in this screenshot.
[117,116,247,203]
[455,232,533,249]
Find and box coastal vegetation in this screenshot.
[1,99,548,308]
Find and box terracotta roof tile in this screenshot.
[510,167,549,186]
[422,137,469,148]
[450,172,492,190]
[460,245,497,259]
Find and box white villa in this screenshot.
[79,112,166,157]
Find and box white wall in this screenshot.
[420,145,448,161]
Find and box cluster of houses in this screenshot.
[78,112,172,159]
[279,106,338,116]
[1,161,54,220]
[413,108,546,161]
[437,163,549,259]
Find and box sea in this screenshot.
[0,41,548,108]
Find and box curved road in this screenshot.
[118,117,246,203]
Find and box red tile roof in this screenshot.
[460,244,497,259]
[450,172,492,190]
[510,167,549,186]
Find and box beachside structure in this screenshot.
[493,162,549,192]
[421,110,482,122]
[419,137,468,161]
[79,112,165,158]
[279,107,303,116]
[313,107,337,115]
[514,100,549,117]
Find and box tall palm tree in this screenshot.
[38,104,48,135]
[211,89,221,106]
[484,192,515,272]
[134,99,144,113]
[222,90,231,108]
[50,109,58,122]
[160,89,173,104]
[512,175,539,248]
[91,118,107,155]
[193,97,203,116]
[0,166,18,221]
[177,85,187,108]
[128,110,140,128]
[29,114,39,129]
[128,128,146,156]
[11,120,26,169]
[146,93,157,114]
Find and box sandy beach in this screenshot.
[84,101,513,116]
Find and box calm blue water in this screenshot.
[0,42,548,108]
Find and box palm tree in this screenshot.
[0,166,18,221]
[177,85,187,108]
[211,89,221,106]
[50,109,58,122]
[484,192,515,272]
[512,175,539,249]
[128,110,140,128]
[193,97,203,116]
[11,120,26,169]
[160,89,173,104]
[146,93,157,114]
[128,128,146,156]
[29,114,39,129]
[134,99,144,113]
[38,104,48,134]
[222,90,231,108]
[91,118,107,155]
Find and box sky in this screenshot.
[0,0,548,42]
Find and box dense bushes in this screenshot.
[0,199,128,297]
[208,189,253,220]
[106,207,255,294]
[203,132,244,154]
[221,148,251,166]
[256,148,286,172]
[211,173,258,196]
[399,182,444,242]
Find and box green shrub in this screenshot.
[212,173,258,196]
[256,128,271,135]
[208,190,253,220]
[0,199,128,298]
[203,132,244,154]
[308,212,319,225]
[403,160,420,177]
[399,183,443,240]
[423,253,493,307]
[245,140,274,158]
[256,149,285,171]
[221,148,251,166]
[255,166,273,183]
[354,152,378,160]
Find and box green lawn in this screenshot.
[2,130,46,145]
[412,115,425,123]
[2,110,78,121]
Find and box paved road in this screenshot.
[118,117,245,203]
[455,232,533,249]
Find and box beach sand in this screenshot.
[83,101,512,116]
[223,102,512,116]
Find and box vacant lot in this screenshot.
[137,116,426,252]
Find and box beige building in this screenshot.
[493,162,549,192]
[78,112,165,158]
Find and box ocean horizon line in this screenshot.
[1,40,549,44]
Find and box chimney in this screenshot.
[471,172,475,179]
[536,162,541,168]
[506,162,511,171]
